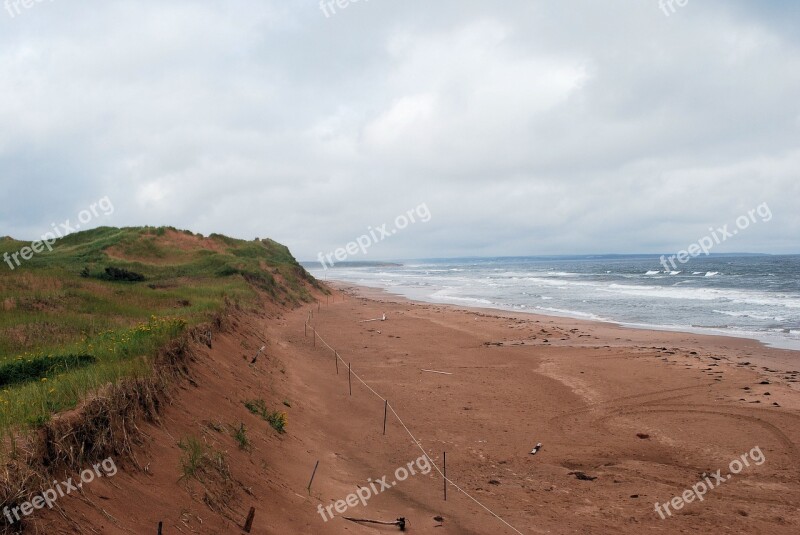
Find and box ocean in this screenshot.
[309,255,800,351]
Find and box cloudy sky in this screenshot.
[1,0,798,261]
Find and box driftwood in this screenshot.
[359,313,387,323]
[421,369,453,375]
[343,516,407,531]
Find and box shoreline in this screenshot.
[325,279,800,374]
[315,275,800,355]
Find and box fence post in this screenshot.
[308,460,320,494]
[443,452,447,501]
[244,507,256,533]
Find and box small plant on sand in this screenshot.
[178,436,207,481]
[243,398,267,417]
[178,435,232,483]
[233,423,250,450]
[242,398,287,434]
[266,411,287,434]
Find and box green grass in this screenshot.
[0,317,185,430]
[0,354,96,388]
[0,226,319,434]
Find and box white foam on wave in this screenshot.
[523,277,595,288]
[536,306,606,321]
[645,270,661,275]
[712,309,789,322]
[705,271,720,277]
[429,288,492,305]
[604,284,800,310]
[444,295,493,304]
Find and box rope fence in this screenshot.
[305,302,528,535]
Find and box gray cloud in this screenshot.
[1,0,798,259]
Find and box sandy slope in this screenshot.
[34,284,800,534]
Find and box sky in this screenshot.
[1,0,799,261]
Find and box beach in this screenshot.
[34,283,800,534]
[299,283,800,533]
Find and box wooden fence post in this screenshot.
[444,452,447,501]
[308,460,320,494]
[244,507,256,533]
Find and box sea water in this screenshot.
[309,255,800,351]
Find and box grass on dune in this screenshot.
[0,226,321,434]
[0,354,96,388]
[0,316,185,431]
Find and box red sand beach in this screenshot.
[36,283,800,534]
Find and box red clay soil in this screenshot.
[29,285,800,534]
